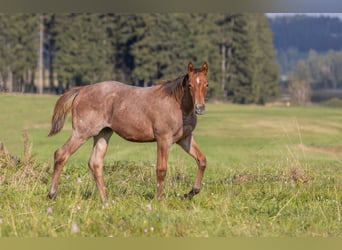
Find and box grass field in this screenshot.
[0,93,341,237]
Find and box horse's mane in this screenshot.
[157,74,188,102]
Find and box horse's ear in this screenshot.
[187,62,194,74]
[201,62,208,75]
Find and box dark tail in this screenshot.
[48,87,81,137]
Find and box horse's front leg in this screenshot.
[156,138,172,201]
[177,135,206,199]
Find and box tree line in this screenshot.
[294,50,342,90]
[0,13,279,104]
[268,15,342,75]
[270,15,342,53]
[288,49,342,104]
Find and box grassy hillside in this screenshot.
[0,94,341,236]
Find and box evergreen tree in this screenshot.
[226,14,253,104]
[101,14,144,84]
[247,14,279,104]
[212,14,235,98]
[53,13,112,89]
[44,14,58,92]
[218,13,279,104]
[131,14,162,86]
[131,13,221,88]
[0,14,39,92]
[131,14,197,85]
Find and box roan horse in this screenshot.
[48,62,208,202]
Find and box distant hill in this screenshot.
[268,15,342,74]
[268,15,342,52]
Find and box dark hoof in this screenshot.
[183,188,200,200]
[47,191,57,200]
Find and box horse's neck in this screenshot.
[181,89,194,115]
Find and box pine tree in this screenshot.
[37,14,44,94]
[131,13,196,86]
[0,14,39,92]
[131,13,221,87]
[101,13,145,84]
[53,13,112,89]
[217,13,279,104]
[247,14,279,104]
[44,14,58,92]
[226,14,253,104]
[211,14,235,98]
[131,14,161,86]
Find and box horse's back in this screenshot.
[71,81,159,141]
[84,80,131,94]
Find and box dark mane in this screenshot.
[157,74,188,102]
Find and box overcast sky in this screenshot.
[266,13,342,19]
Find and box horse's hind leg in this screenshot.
[88,128,113,202]
[177,135,206,199]
[48,134,87,199]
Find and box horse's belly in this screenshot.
[111,118,155,142]
[115,128,155,142]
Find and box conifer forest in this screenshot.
[0,13,278,104]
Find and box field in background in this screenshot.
[0,94,341,237]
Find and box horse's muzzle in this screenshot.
[195,104,205,115]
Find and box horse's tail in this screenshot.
[48,87,81,137]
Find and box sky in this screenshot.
[266,13,342,19]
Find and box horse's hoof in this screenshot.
[47,191,57,200]
[183,188,200,200]
[183,193,194,200]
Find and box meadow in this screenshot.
[0,94,341,237]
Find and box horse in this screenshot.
[47,62,208,202]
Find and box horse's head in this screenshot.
[186,62,209,115]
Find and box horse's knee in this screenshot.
[156,168,167,181]
[198,156,206,171]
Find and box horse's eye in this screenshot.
[206,83,209,88]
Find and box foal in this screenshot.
[48,62,209,202]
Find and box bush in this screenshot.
[321,97,342,107]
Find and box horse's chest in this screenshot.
[181,114,197,136]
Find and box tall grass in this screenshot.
[0,94,342,236]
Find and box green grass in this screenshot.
[0,94,342,237]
